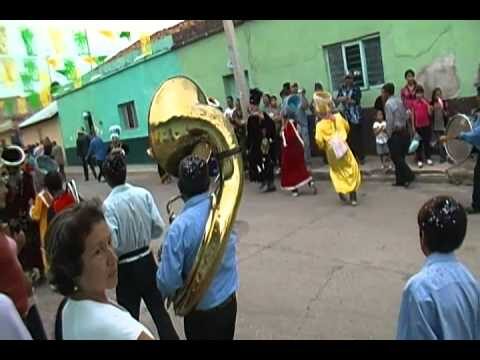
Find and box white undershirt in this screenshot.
[62,298,154,340]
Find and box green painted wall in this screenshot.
[57,49,182,164]
[57,20,480,163]
[177,20,480,107]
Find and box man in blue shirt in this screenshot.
[156,155,239,340]
[86,132,107,182]
[103,154,179,340]
[397,196,480,340]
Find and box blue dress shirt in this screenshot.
[397,252,480,340]
[156,192,239,311]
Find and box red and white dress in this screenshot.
[280,120,313,190]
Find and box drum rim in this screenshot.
[445,114,473,164]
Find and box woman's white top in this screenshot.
[62,298,154,340]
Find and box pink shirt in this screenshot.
[412,99,431,128]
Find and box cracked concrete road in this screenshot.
[33,172,480,340]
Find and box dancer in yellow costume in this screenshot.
[314,91,361,206]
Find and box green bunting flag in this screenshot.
[24,58,39,80]
[4,99,15,117]
[26,91,41,109]
[96,55,107,64]
[119,31,131,41]
[73,31,89,55]
[20,28,35,56]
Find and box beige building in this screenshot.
[19,102,64,147]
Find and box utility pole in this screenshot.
[222,20,249,125]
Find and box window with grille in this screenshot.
[325,35,384,92]
[118,101,138,129]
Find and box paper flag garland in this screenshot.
[82,55,97,66]
[49,28,65,55]
[74,31,89,55]
[140,33,152,56]
[20,28,35,56]
[99,30,115,40]
[1,58,18,87]
[74,68,82,89]
[119,31,131,41]
[47,57,60,70]
[0,26,7,55]
[16,97,28,115]
[26,92,41,109]
[4,99,14,116]
[39,70,52,106]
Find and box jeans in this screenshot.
[184,293,237,340]
[116,252,179,340]
[388,130,415,185]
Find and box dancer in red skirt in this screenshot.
[280,110,317,197]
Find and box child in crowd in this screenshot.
[431,87,449,163]
[411,85,433,168]
[372,109,391,170]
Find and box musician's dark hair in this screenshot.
[418,196,467,254]
[404,69,415,78]
[103,153,127,188]
[382,83,395,96]
[45,171,64,194]
[46,199,105,297]
[178,155,210,199]
[226,95,233,102]
[314,82,323,91]
[476,86,480,96]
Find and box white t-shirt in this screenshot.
[0,293,32,340]
[62,299,154,340]
[373,121,388,144]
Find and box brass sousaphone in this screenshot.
[148,76,244,316]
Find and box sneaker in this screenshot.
[309,181,318,195]
[417,161,423,168]
[426,159,433,166]
[292,190,299,197]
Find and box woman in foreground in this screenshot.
[46,200,155,340]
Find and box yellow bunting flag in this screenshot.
[47,56,61,70]
[1,58,18,87]
[99,30,115,40]
[49,28,65,55]
[17,97,28,115]
[140,33,152,56]
[0,101,4,112]
[39,88,51,107]
[74,68,82,89]
[0,26,7,54]
[82,55,97,66]
[39,71,51,107]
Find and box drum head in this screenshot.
[445,114,473,163]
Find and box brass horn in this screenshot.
[148,76,244,316]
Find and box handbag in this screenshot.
[328,117,349,159]
[408,132,421,154]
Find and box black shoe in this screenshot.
[349,192,358,206]
[466,207,480,215]
[339,193,348,203]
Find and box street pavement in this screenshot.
[34,171,480,340]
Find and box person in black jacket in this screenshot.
[247,88,277,192]
[76,128,97,181]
